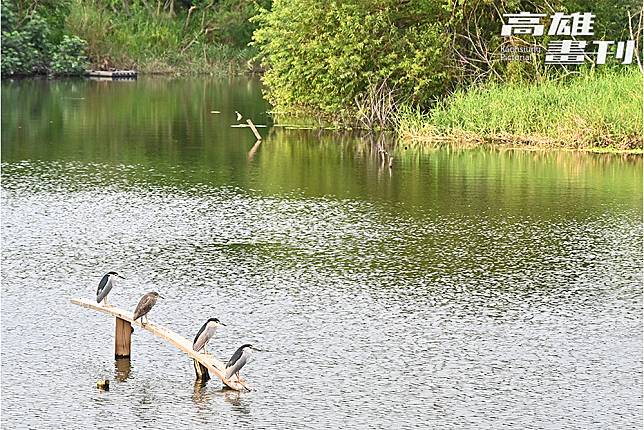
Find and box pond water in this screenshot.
[1,77,642,429]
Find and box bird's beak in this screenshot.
[220,322,226,326]
[118,275,126,279]
[253,347,262,352]
[159,295,165,299]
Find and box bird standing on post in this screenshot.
[96,271,124,306]
[193,318,226,355]
[225,344,261,381]
[132,292,162,326]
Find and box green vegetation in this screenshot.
[1,0,267,76]
[396,68,642,150]
[50,35,89,75]
[252,1,453,124]
[252,0,640,125]
[66,0,267,74]
[1,0,88,76]
[252,0,642,148]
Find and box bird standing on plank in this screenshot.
[96,271,124,306]
[193,318,226,355]
[225,344,261,381]
[132,291,163,326]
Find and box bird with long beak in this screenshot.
[193,318,226,355]
[96,271,125,306]
[225,344,261,382]
[132,291,163,326]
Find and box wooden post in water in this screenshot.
[193,360,210,381]
[115,317,132,359]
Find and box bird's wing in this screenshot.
[226,350,246,378]
[133,293,154,320]
[96,275,112,302]
[225,347,246,378]
[226,346,244,368]
[97,274,109,294]
[193,322,209,351]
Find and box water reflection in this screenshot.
[115,358,131,382]
[222,391,250,416]
[192,379,211,406]
[247,140,262,161]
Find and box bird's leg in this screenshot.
[104,297,109,306]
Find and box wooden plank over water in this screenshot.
[71,298,248,391]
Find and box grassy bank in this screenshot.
[65,0,260,74]
[397,69,643,152]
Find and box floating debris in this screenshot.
[96,379,110,391]
[87,70,137,79]
[210,111,221,114]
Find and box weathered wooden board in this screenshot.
[115,317,132,358]
[71,298,248,391]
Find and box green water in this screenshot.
[1,77,642,429]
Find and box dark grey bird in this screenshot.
[193,318,226,355]
[96,271,124,305]
[132,291,163,326]
[225,344,261,380]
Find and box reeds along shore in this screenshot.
[395,68,643,152]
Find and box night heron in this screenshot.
[235,111,242,121]
[96,271,124,305]
[225,344,261,380]
[193,318,225,355]
[132,291,163,326]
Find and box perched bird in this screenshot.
[132,292,162,326]
[193,318,226,355]
[225,344,261,380]
[96,271,124,305]
[235,111,243,121]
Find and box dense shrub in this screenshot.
[51,35,89,75]
[1,1,50,75]
[252,1,454,122]
[1,0,88,76]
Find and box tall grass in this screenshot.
[65,0,255,74]
[397,68,643,150]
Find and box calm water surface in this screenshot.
[1,77,642,429]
